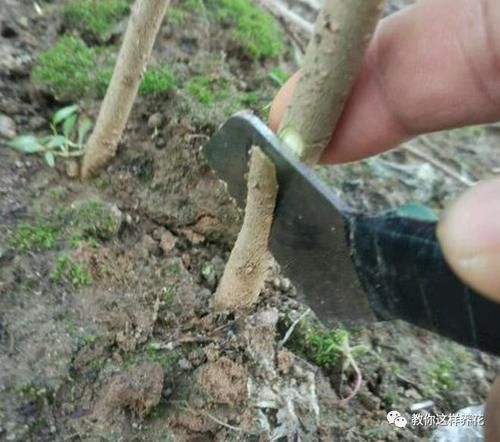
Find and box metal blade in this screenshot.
[203,112,375,326]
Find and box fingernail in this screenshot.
[437,178,500,301]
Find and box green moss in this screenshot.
[304,328,350,368]
[268,67,289,86]
[214,0,284,58]
[51,255,92,287]
[63,0,129,39]
[165,7,187,26]
[186,75,229,106]
[139,67,176,95]
[32,36,97,98]
[284,315,357,369]
[10,222,59,252]
[429,358,458,390]
[146,344,181,368]
[33,36,175,99]
[67,200,121,241]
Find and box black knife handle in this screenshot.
[348,214,500,355]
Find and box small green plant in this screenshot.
[63,0,129,39]
[10,222,59,252]
[139,66,176,95]
[51,255,92,287]
[186,75,229,106]
[429,358,457,390]
[160,286,176,305]
[268,67,289,87]
[6,105,92,167]
[288,318,369,404]
[306,328,351,367]
[146,343,181,368]
[214,0,284,58]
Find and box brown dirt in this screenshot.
[0,0,499,441]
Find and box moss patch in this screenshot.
[32,37,174,100]
[32,36,99,98]
[66,200,122,241]
[139,67,176,95]
[186,75,230,106]
[10,222,59,252]
[63,0,130,40]
[213,0,284,58]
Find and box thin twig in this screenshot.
[258,0,314,34]
[278,308,310,348]
[257,0,308,54]
[404,143,476,187]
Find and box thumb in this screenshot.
[437,177,500,303]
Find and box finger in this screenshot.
[485,377,500,442]
[437,177,500,303]
[270,0,500,164]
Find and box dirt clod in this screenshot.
[198,357,247,405]
[94,362,164,419]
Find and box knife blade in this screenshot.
[203,112,500,356]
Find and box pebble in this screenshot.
[0,114,16,139]
[29,115,46,130]
[280,278,291,292]
[159,229,177,253]
[178,358,193,370]
[65,159,80,178]
[17,17,29,29]
[272,277,281,290]
[147,113,163,129]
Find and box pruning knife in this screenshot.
[203,112,500,356]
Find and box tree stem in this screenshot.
[279,0,385,163]
[81,0,170,178]
[213,146,278,310]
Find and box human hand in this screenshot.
[270,1,500,438]
[270,0,500,303]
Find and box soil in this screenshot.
[1,1,500,441]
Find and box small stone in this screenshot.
[178,358,193,370]
[277,350,294,374]
[181,253,191,268]
[17,17,29,29]
[65,159,79,178]
[159,229,177,253]
[15,160,23,169]
[155,137,166,149]
[0,114,16,139]
[147,113,163,129]
[29,115,46,130]
[280,278,291,292]
[181,227,205,244]
[272,277,281,290]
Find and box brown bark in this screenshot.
[212,146,278,310]
[214,0,385,311]
[278,0,385,163]
[81,0,170,178]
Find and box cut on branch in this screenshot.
[81,0,170,178]
[213,0,385,312]
[212,146,278,311]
